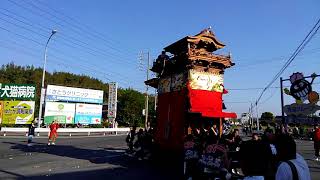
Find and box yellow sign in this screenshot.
[0,101,3,124]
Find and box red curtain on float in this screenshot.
[155,88,187,150]
[187,85,237,119]
[155,85,237,151]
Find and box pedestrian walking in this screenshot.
[126,126,136,153]
[48,120,59,145]
[314,124,320,161]
[27,121,36,146]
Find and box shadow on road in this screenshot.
[15,166,180,180]
[0,169,25,178]
[1,141,181,180]
[2,141,127,164]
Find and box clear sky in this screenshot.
[0,0,319,117]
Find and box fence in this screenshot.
[0,127,130,137]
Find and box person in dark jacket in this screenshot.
[126,126,136,153]
[27,121,36,146]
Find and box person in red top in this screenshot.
[314,125,320,161]
[48,120,59,145]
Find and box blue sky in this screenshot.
[0,0,319,117]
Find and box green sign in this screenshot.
[44,115,66,124]
[2,101,35,124]
[0,83,36,100]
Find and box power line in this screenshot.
[228,86,281,91]
[0,18,140,81]
[229,47,320,71]
[33,0,138,56]
[8,0,137,59]
[255,17,320,105]
[227,82,320,91]
[0,41,141,88]
[224,101,252,104]
[0,7,138,60]
[0,8,139,68]
[0,27,136,87]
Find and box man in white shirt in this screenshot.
[275,134,311,180]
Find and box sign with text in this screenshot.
[107,82,117,119]
[2,101,35,124]
[75,103,102,124]
[44,102,75,124]
[0,83,36,100]
[46,85,104,104]
[284,103,320,116]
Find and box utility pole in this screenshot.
[249,103,252,125]
[140,50,150,130]
[256,102,259,131]
[280,77,285,125]
[145,51,150,130]
[154,89,157,111]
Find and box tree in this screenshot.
[116,88,145,127]
[260,112,274,121]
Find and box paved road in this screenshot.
[296,139,320,179]
[0,136,319,180]
[0,136,180,180]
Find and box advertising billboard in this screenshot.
[44,102,75,124]
[0,83,36,100]
[2,101,35,124]
[46,85,104,104]
[74,103,102,124]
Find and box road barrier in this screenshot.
[0,127,130,137]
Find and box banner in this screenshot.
[0,101,3,124]
[107,82,117,119]
[0,83,36,100]
[46,85,104,104]
[189,70,224,92]
[44,102,75,124]
[2,101,35,124]
[75,103,102,124]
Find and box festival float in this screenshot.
[145,28,237,153]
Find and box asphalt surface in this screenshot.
[0,135,319,180]
[0,135,180,180]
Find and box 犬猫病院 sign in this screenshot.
[0,83,36,100]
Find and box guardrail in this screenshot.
[0,127,130,137]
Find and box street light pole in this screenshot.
[38,30,57,129]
